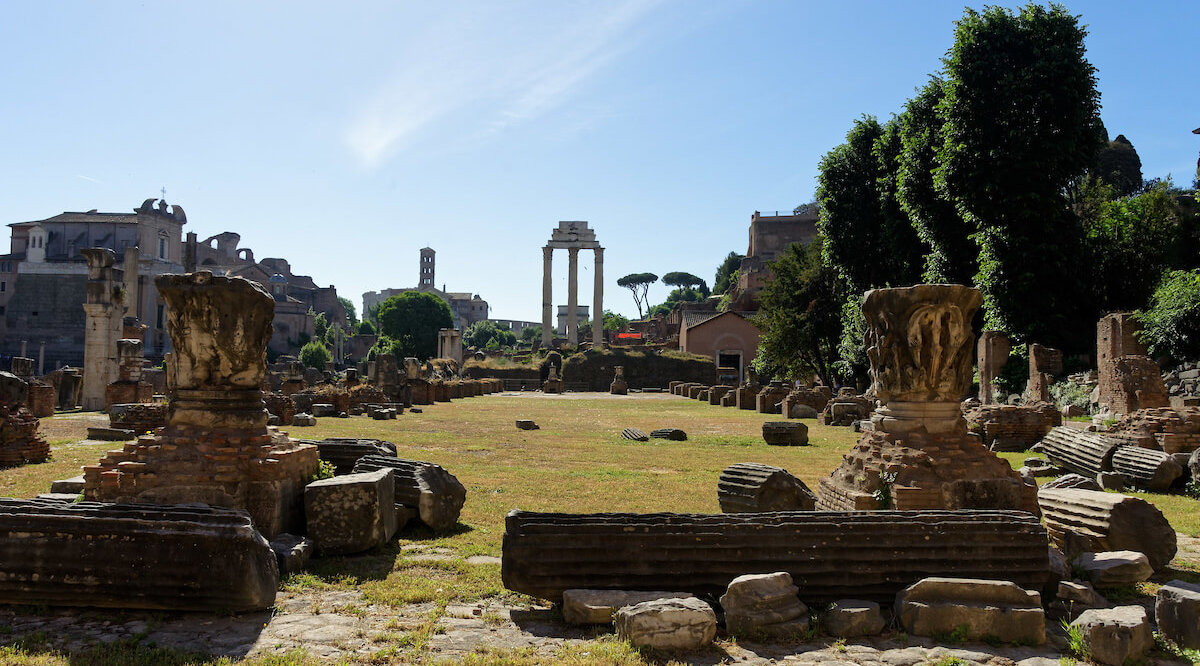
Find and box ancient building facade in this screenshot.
[1,199,186,368]
[678,311,760,383]
[363,248,489,331]
[729,209,818,311]
[2,199,343,367]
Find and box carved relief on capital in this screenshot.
[154,271,274,391]
[863,284,982,404]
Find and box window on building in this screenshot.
[1,281,5,292]
[156,304,164,328]
[158,236,167,260]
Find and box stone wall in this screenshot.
[3,273,87,368]
[963,403,1062,452]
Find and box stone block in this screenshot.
[50,475,85,494]
[762,421,808,446]
[312,403,337,418]
[621,428,649,442]
[1110,445,1182,491]
[718,462,816,512]
[1037,488,1176,570]
[824,599,886,638]
[1156,580,1200,649]
[292,413,316,426]
[614,597,716,650]
[304,469,397,555]
[502,510,1052,605]
[298,438,396,475]
[1070,606,1152,666]
[515,420,539,430]
[1041,473,1101,491]
[269,533,313,576]
[561,589,690,625]
[352,455,466,533]
[650,428,687,441]
[0,499,277,611]
[720,572,809,638]
[1073,551,1153,588]
[895,577,1044,645]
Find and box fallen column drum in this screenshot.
[502,509,1051,605]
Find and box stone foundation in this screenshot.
[818,422,1038,513]
[27,383,56,418]
[83,424,316,537]
[105,381,154,409]
[108,403,168,433]
[963,402,1061,452]
[0,403,49,467]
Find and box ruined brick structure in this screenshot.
[818,285,1037,513]
[83,272,318,537]
[963,402,1062,452]
[1024,343,1063,403]
[1106,407,1200,454]
[0,372,49,467]
[1096,313,1168,415]
[104,338,153,408]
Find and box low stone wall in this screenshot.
[963,402,1061,452]
[464,349,714,391]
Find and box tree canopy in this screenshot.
[376,291,453,360]
[662,271,709,297]
[937,3,1105,349]
[464,320,517,349]
[338,296,358,326]
[816,115,924,296]
[616,272,658,319]
[713,251,744,295]
[752,241,847,386]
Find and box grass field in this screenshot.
[3,393,1200,664]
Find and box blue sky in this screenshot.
[2,1,1197,323]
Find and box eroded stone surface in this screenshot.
[1070,605,1152,666]
[304,469,397,555]
[1072,551,1153,588]
[561,589,690,625]
[825,599,886,638]
[895,577,1044,645]
[1156,579,1200,649]
[721,572,809,638]
[614,596,716,650]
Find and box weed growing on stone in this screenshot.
[1061,618,1090,662]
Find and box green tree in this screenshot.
[816,115,924,295]
[465,320,517,349]
[662,272,709,297]
[312,310,328,340]
[376,291,453,360]
[1083,180,1181,313]
[521,325,542,342]
[937,3,1105,349]
[299,340,331,369]
[338,296,358,326]
[617,273,658,319]
[752,241,848,386]
[356,320,375,335]
[602,310,629,332]
[897,78,976,284]
[1096,134,1143,197]
[713,251,745,295]
[1134,269,1200,362]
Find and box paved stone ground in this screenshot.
[1,585,1192,664]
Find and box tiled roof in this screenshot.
[682,310,754,330]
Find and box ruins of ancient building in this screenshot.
[1096,313,1169,415]
[83,272,318,537]
[0,371,49,467]
[104,338,153,408]
[818,285,1037,513]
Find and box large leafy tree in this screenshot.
[376,291,453,360]
[816,115,924,296]
[713,251,744,295]
[617,272,658,319]
[752,241,848,386]
[1134,269,1200,362]
[1082,180,1181,313]
[937,3,1105,349]
[662,271,709,297]
[464,320,517,349]
[897,78,976,284]
[338,296,358,326]
[1096,134,1143,197]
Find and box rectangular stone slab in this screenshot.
[502,509,1051,604]
[0,498,278,611]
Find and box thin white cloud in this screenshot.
[75,174,102,183]
[345,0,663,168]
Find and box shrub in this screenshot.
[299,340,331,369]
[1134,269,1200,362]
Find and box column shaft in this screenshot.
[541,247,554,345]
[566,248,579,345]
[592,248,604,347]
